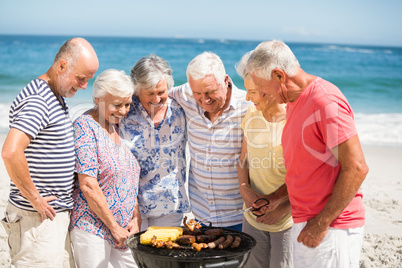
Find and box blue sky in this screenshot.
[0,0,401,47]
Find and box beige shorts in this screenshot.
[1,202,74,268]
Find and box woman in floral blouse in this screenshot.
[122,54,190,231]
[70,69,140,267]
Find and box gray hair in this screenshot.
[92,69,134,104]
[235,50,253,80]
[130,54,174,95]
[186,52,226,88]
[248,40,300,80]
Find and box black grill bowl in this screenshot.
[127,227,256,268]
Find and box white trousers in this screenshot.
[70,228,137,268]
[292,222,364,268]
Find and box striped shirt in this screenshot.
[8,78,75,212]
[170,80,249,227]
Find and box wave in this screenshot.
[0,103,10,132]
[354,113,402,147]
[314,45,393,55]
[0,103,401,147]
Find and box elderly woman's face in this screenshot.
[96,92,132,125]
[244,78,274,112]
[138,79,168,115]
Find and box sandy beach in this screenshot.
[0,133,401,267]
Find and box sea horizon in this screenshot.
[1,33,402,50]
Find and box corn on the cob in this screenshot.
[147,226,183,236]
[140,226,183,245]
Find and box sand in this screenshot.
[0,134,401,267]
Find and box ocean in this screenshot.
[1,35,401,146]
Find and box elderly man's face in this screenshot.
[57,55,98,98]
[189,75,228,115]
[250,74,284,104]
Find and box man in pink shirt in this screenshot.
[246,40,369,267]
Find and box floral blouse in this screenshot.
[70,114,140,248]
[121,97,190,218]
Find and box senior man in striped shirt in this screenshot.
[1,37,99,267]
[169,52,249,231]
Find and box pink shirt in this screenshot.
[282,77,365,229]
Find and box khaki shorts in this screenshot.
[1,202,74,268]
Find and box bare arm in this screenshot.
[255,183,290,224]
[1,128,57,221]
[124,198,141,236]
[256,198,291,225]
[237,136,260,207]
[78,173,129,247]
[297,135,369,248]
[255,183,289,215]
[238,136,290,224]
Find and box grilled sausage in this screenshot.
[196,235,217,243]
[193,228,203,236]
[207,236,226,249]
[230,236,241,248]
[204,228,224,237]
[183,228,199,235]
[176,235,196,245]
[183,228,203,236]
[218,235,234,249]
[183,229,193,235]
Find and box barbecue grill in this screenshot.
[127,227,256,268]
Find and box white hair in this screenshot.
[247,40,300,80]
[92,69,134,104]
[186,52,226,87]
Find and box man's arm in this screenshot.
[1,128,57,221]
[168,84,181,99]
[256,198,291,225]
[255,183,289,215]
[168,84,189,106]
[297,135,369,248]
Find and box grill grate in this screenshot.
[127,227,256,260]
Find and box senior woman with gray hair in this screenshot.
[121,54,190,231]
[70,69,141,267]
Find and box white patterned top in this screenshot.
[121,97,190,217]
